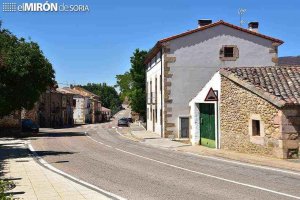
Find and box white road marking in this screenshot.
[113,147,300,199]
[85,129,300,200]
[27,142,126,200]
[186,152,300,176]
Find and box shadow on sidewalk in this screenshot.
[0,139,77,197]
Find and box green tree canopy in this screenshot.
[81,83,121,114]
[115,71,132,101]
[115,49,147,119]
[0,28,55,116]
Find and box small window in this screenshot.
[220,45,239,61]
[252,120,260,136]
[224,47,234,57]
[72,99,76,107]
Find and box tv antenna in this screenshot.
[238,8,247,27]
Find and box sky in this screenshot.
[1,0,300,87]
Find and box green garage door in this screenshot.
[199,103,215,148]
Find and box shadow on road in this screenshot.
[34,131,86,138]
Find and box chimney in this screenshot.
[198,19,212,28]
[248,22,259,33]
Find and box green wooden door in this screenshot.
[199,103,215,148]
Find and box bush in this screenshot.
[0,179,14,200]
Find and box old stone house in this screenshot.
[37,88,74,128]
[190,66,299,159]
[70,86,102,124]
[101,107,111,122]
[145,19,283,139]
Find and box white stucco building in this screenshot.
[145,20,283,139]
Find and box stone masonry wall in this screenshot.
[220,76,281,156]
[0,111,21,129]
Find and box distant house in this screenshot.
[36,88,74,128]
[70,86,102,124]
[189,66,300,159]
[101,107,111,121]
[145,19,283,139]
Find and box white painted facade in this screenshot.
[73,95,90,124]
[146,51,164,135]
[189,72,221,147]
[146,22,281,139]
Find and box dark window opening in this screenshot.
[72,100,76,107]
[252,120,260,136]
[160,109,162,125]
[160,75,162,91]
[224,47,234,57]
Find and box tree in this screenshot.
[0,29,55,117]
[129,49,147,119]
[115,49,148,119]
[81,83,121,114]
[115,72,132,102]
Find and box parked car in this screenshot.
[117,118,129,127]
[127,117,133,123]
[22,119,39,133]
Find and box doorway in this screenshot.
[179,117,189,138]
[199,103,215,148]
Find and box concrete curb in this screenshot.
[27,141,127,200]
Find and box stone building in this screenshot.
[145,19,283,139]
[101,107,111,122]
[70,86,102,124]
[37,88,74,128]
[189,66,299,159]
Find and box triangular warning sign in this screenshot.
[205,88,218,101]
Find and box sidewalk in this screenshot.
[0,138,111,200]
[129,123,190,149]
[128,123,300,172]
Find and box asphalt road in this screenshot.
[30,109,300,200]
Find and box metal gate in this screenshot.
[199,103,215,148]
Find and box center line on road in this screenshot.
[85,129,300,200]
[114,147,300,200]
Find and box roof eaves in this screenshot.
[145,42,162,64]
[145,20,284,63]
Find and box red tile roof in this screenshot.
[220,66,300,107]
[279,56,300,65]
[145,20,283,63]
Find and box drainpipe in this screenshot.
[216,91,220,149]
[49,91,51,128]
[160,49,163,137]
